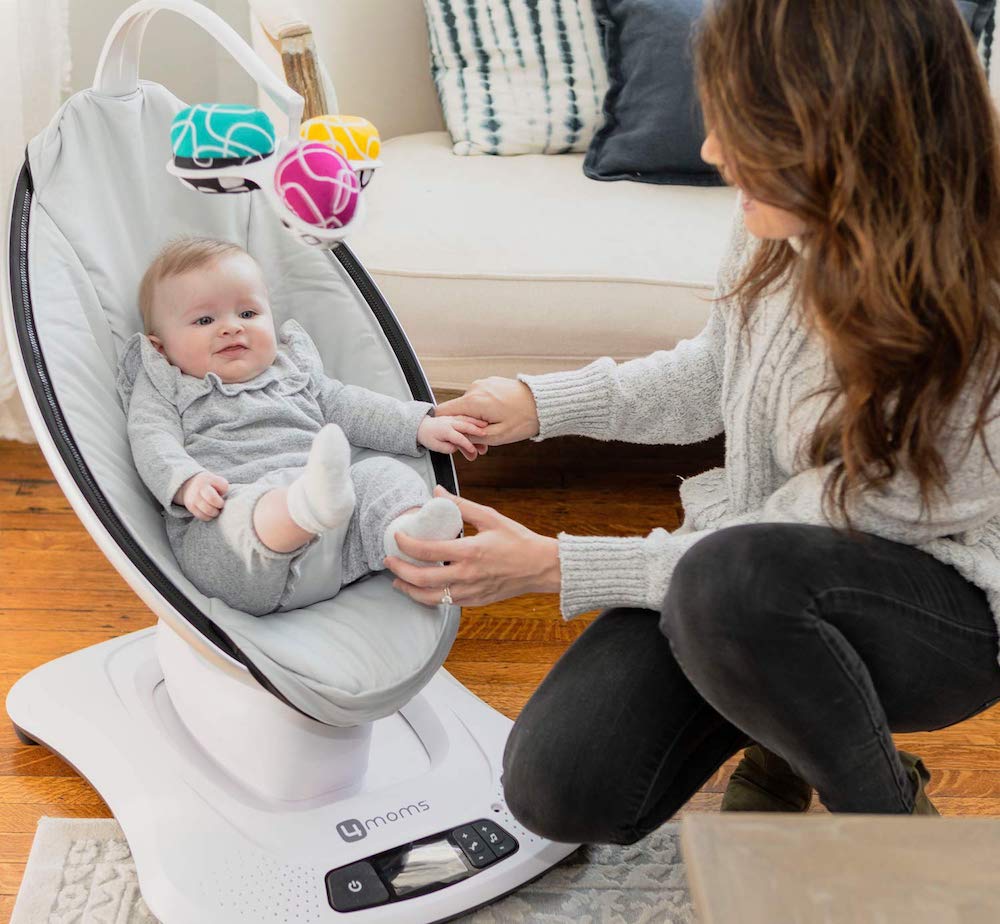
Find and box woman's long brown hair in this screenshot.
[694,0,1000,532]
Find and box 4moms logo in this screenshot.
[336,801,431,842]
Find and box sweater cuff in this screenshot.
[401,400,435,456]
[160,462,206,519]
[557,533,652,619]
[518,358,615,441]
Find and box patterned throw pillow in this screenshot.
[423,0,609,155]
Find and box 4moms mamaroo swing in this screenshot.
[2,2,577,921]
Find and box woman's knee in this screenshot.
[659,523,818,655]
[501,705,641,845]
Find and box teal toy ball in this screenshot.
[170,104,276,164]
[170,104,277,194]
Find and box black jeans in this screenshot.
[501,523,1000,843]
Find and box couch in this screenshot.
[248,0,739,396]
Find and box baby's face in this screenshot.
[148,253,277,383]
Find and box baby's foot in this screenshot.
[286,424,356,534]
[384,497,463,565]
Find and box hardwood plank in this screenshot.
[456,613,591,643]
[444,661,553,688]
[0,803,112,836]
[0,531,105,553]
[0,835,34,865]
[0,611,150,634]
[448,639,578,664]
[927,768,1000,798]
[0,441,57,481]
[0,751,75,779]
[896,725,1000,757]
[0,863,25,899]
[454,596,565,622]
[0,779,110,807]
[0,590,149,612]
[0,568,137,594]
[927,796,1000,816]
[0,512,92,531]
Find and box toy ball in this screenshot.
[170,104,276,194]
[171,104,276,163]
[300,114,382,187]
[274,142,361,229]
[300,114,381,164]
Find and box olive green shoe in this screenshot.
[721,744,813,812]
[899,749,939,816]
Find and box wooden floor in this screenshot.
[2,437,1000,920]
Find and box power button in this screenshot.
[326,861,389,912]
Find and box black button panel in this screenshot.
[325,818,519,911]
[326,861,390,912]
[451,824,497,868]
[473,819,518,858]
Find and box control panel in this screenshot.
[325,818,519,912]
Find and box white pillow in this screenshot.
[423,0,609,155]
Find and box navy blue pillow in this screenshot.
[584,0,721,186]
[586,0,995,188]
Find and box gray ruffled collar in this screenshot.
[117,319,314,415]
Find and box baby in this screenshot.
[116,237,485,616]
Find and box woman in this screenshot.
[384,0,1000,835]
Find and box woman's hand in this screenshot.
[383,486,560,606]
[434,377,540,446]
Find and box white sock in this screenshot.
[384,497,463,565]
[286,424,356,535]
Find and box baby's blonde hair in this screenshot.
[138,237,250,333]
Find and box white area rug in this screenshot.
[12,816,696,923]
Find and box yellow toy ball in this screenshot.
[300,115,382,186]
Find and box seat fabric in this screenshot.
[22,82,457,725]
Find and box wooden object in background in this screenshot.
[682,813,1000,923]
[277,27,327,121]
[258,15,328,121]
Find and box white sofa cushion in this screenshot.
[348,131,740,389]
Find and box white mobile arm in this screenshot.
[93,0,304,137]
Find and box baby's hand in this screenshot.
[178,471,230,521]
[418,414,489,462]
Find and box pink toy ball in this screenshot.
[273,142,361,230]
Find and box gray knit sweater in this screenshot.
[519,203,1000,637]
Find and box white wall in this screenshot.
[68,0,256,104]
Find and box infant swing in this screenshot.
[2,1,577,921]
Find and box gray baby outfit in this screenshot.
[116,319,434,616]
